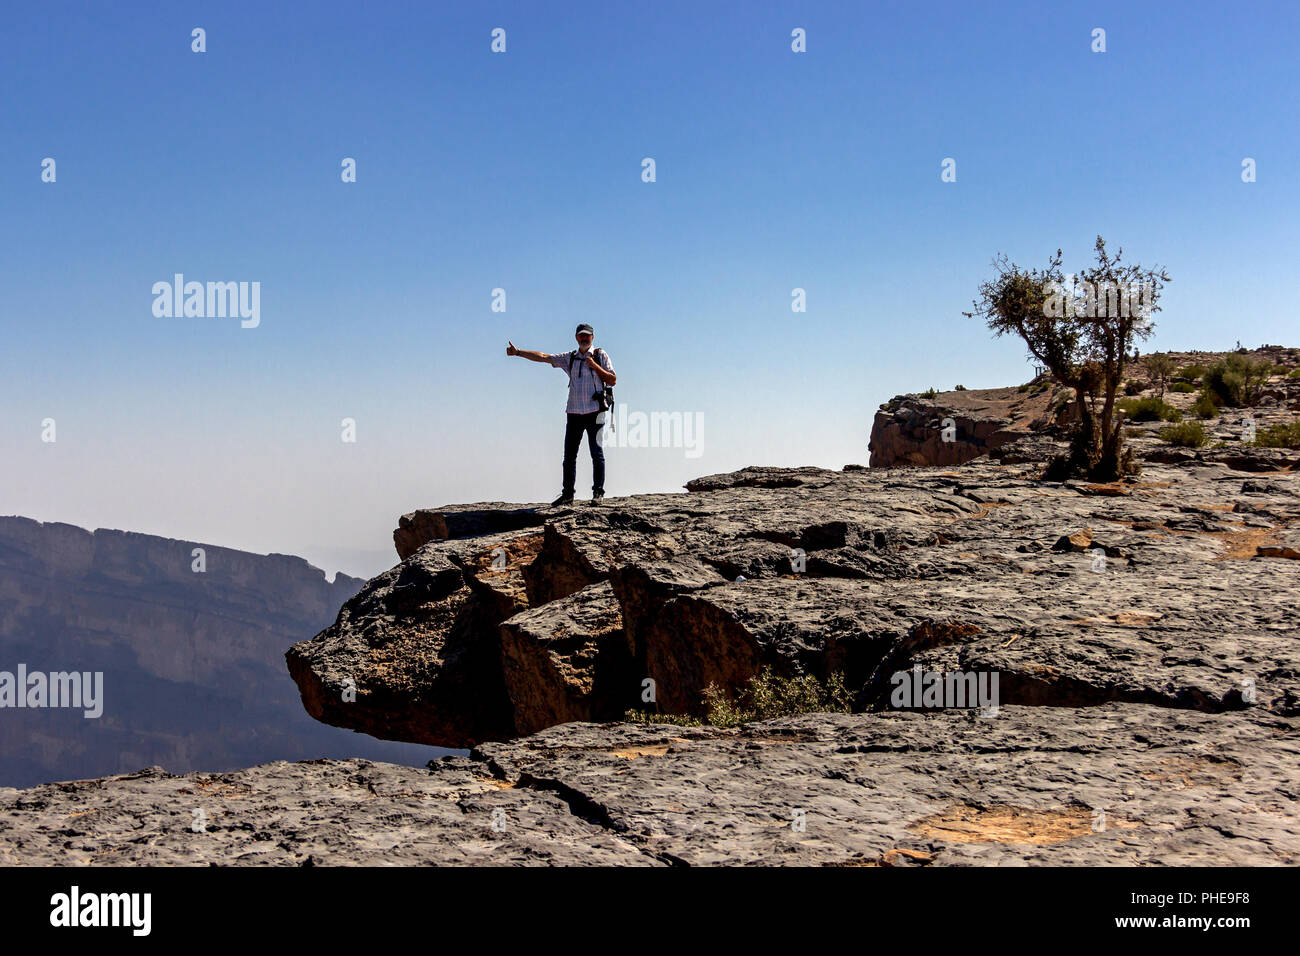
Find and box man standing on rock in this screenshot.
[506,324,617,506]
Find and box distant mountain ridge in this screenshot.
[0,516,438,788]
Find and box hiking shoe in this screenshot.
[588,490,605,504]
[550,492,574,507]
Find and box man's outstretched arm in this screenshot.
[506,341,551,364]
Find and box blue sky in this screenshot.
[2,0,1296,578]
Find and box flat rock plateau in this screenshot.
[2,349,1297,865]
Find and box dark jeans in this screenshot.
[562,412,605,495]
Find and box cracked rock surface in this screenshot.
[2,704,1296,865]
[7,368,1300,865]
[8,354,1298,865]
[287,442,1300,747]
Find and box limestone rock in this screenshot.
[499,581,634,735]
[685,466,838,492]
[289,447,1300,747]
[289,346,1300,756]
[394,504,552,561]
[3,704,1296,865]
[286,538,525,748]
[868,384,1070,468]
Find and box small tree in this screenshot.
[1204,354,1271,407]
[1147,354,1175,399]
[965,236,1171,480]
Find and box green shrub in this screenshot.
[1204,354,1271,407]
[1017,383,1032,393]
[1118,397,1182,422]
[1123,379,1144,396]
[954,384,967,391]
[1170,381,1196,393]
[703,668,852,728]
[1250,421,1300,450]
[623,710,704,726]
[625,667,852,728]
[1146,354,1176,394]
[922,387,937,399]
[1176,364,1208,382]
[1193,391,1219,419]
[1288,369,1300,380]
[1159,422,1207,447]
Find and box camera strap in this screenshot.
[568,348,603,387]
[587,348,615,433]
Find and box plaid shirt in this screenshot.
[550,347,614,414]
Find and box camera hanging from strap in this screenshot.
[572,347,615,433]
